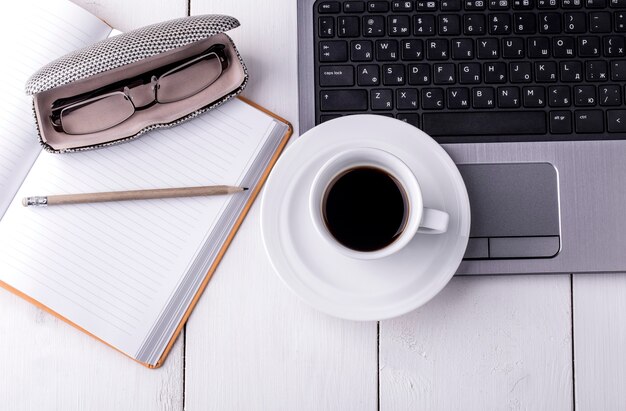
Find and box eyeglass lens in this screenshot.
[61,92,134,135]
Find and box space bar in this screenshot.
[422,112,546,136]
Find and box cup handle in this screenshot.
[417,208,449,234]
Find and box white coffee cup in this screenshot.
[309,147,449,260]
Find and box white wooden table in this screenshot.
[2,0,625,409]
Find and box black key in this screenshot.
[396,88,419,109]
[565,13,586,33]
[319,17,335,37]
[319,41,348,62]
[528,37,551,58]
[575,110,604,132]
[422,111,547,135]
[363,16,385,36]
[579,36,601,57]
[611,60,626,80]
[464,14,487,34]
[489,14,512,34]
[523,86,546,107]
[599,84,622,105]
[562,0,583,7]
[538,0,559,8]
[611,0,626,7]
[439,15,462,35]
[473,87,496,108]
[452,38,475,59]
[417,0,439,10]
[351,40,373,61]
[477,38,499,58]
[604,36,626,57]
[514,13,537,34]
[587,0,607,7]
[319,2,341,13]
[344,1,366,12]
[460,62,482,83]
[338,16,360,37]
[357,64,380,85]
[413,15,436,36]
[388,16,411,36]
[616,11,626,31]
[549,86,572,106]
[465,0,487,9]
[535,61,557,82]
[392,0,414,11]
[396,113,420,127]
[510,62,533,82]
[553,37,576,58]
[515,0,535,8]
[607,110,626,132]
[434,63,456,84]
[402,40,424,60]
[447,87,471,108]
[549,111,573,133]
[383,64,406,85]
[539,13,561,33]
[503,38,525,58]
[368,1,389,12]
[498,86,521,107]
[490,0,512,9]
[427,39,450,60]
[513,0,534,8]
[422,88,445,109]
[409,64,432,84]
[586,60,609,81]
[319,65,354,86]
[320,90,368,111]
[560,61,584,82]
[590,12,612,33]
[371,89,394,110]
[485,62,507,83]
[377,40,399,61]
[442,0,463,10]
[574,85,597,105]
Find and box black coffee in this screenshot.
[323,166,408,252]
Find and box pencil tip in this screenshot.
[243,187,249,191]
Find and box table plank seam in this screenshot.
[571,274,577,411]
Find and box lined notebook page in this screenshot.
[0,0,111,216]
[0,99,278,358]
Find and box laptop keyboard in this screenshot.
[313,0,626,143]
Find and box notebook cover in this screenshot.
[0,96,293,368]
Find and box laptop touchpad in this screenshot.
[458,163,560,260]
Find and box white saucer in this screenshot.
[260,115,470,321]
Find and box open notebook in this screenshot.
[0,0,291,367]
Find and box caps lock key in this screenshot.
[319,66,355,86]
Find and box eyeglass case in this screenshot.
[25,15,248,153]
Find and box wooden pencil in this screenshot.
[22,185,247,207]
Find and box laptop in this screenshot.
[296,0,626,275]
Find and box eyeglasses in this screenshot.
[50,44,228,135]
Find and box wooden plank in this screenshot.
[573,273,626,409]
[380,275,573,410]
[185,3,378,408]
[0,1,186,409]
[0,287,183,409]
